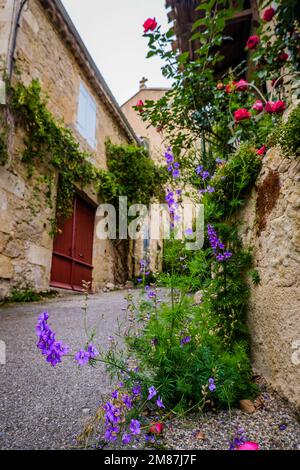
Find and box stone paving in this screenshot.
[0,290,128,449]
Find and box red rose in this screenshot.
[265,101,275,114]
[273,100,286,113]
[234,108,251,123]
[149,422,164,435]
[143,18,158,33]
[263,7,275,22]
[277,52,289,62]
[256,145,267,156]
[234,79,248,91]
[246,35,260,50]
[252,100,264,112]
[136,99,144,113]
[236,441,260,451]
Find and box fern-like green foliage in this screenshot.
[203,143,262,219]
[127,297,258,409]
[268,103,300,157]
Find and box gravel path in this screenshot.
[0,290,129,450]
[163,383,300,450]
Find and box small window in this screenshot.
[76,82,97,148]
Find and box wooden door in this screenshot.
[50,194,95,291]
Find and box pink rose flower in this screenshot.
[266,100,286,114]
[136,99,144,113]
[256,145,267,156]
[252,100,264,112]
[273,100,286,113]
[234,79,248,92]
[234,108,251,123]
[263,7,275,22]
[246,35,260,50]
[143,18,158,33]
[236,441,260,451]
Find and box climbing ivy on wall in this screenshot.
[8,79,165,233]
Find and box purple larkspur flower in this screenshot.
[196,165,203,174]
[208,377,216,392]
[185,228,193,236]
[147,386,157,400]
[201,170,210,180]
[167,165,173,172]
[74,349,90,366]
[172,169,180,179]
[207,185,215,193]
[122,433,131,445]
[216,157,224,164]
[173,162,180,169]
[105,426,119,442]
[145,434,155,443]
[36,313,69,367]
[129,419,141,435]
[111,390,118,399]
[180,335,191,346]
[87,344,99,359]
[137,277,143,283]
[207,224,231,263]
[122,394,133,409]
[164,149,174,164]
[132,384,142,396]
[103,402,121,425]
[229,427,246,450]
[156,396,165,409]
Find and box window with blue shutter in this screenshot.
[76,82,97,148]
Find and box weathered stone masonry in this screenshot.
[239,144,300,408]
[0,0,139,298]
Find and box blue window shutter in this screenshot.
[86,93,97,147]
[76,82,97,148]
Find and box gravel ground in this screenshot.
[0,289,129,450]
[163,385,300,450]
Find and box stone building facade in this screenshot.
[0,0,139,298]
[239,140,300,408]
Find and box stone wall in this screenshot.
[239,146,300,408]
[0,0,133,298]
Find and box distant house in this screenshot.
[121,80,171,274]
[0,0,140,298]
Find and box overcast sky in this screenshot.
[61,0,171,105]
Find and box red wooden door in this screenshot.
[50,194,95,291]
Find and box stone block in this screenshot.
[0,254,13,278]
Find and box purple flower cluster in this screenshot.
[180,335,191,346]
[196,165,215,194]
[207,224,232,262]
[208,377,216,392]
[165,148,180,179]
[74,343,99,366]
[229,427,247,450]
[137,259,150,283]
[145,284,156,300]
[36,312,69,367]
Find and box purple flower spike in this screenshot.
[156,396,165,409]
[208,377,216,392]
[147,385,157,400]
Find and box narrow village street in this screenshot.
[0,290,128,449]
